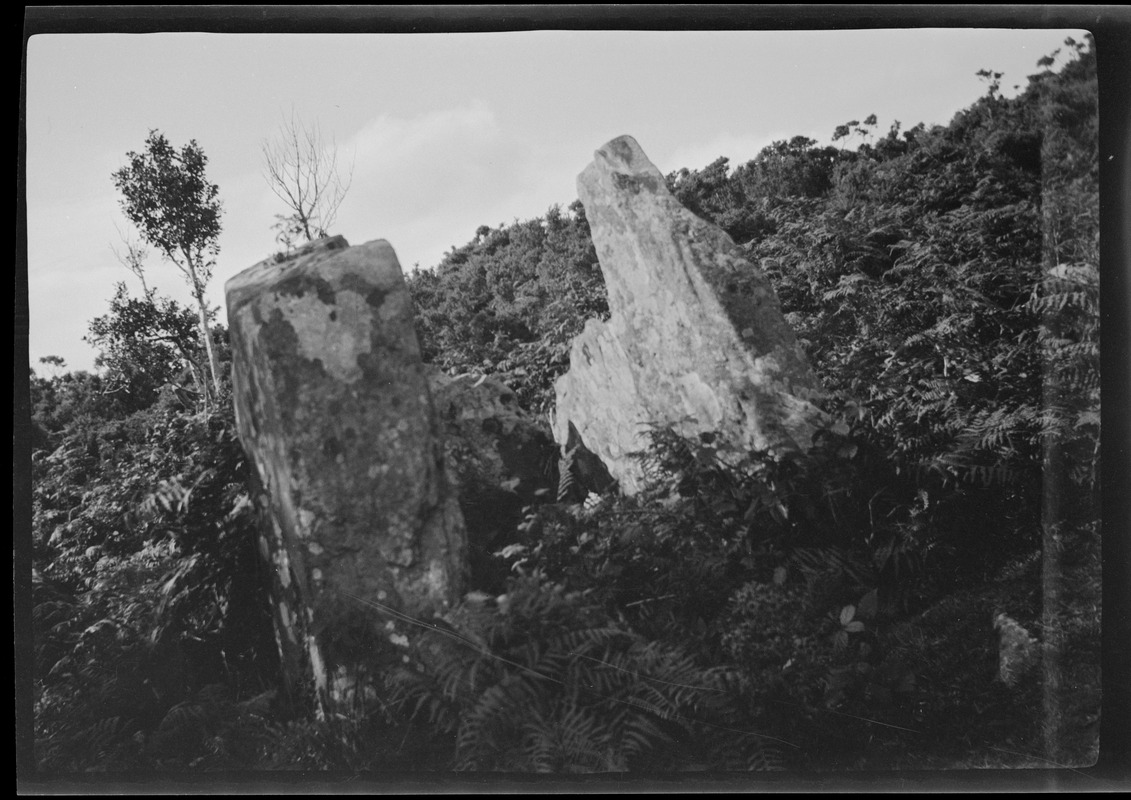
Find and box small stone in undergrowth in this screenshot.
[994,612,1039,687]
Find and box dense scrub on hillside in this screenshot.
[28,38,1099,773]
[408,202,609,416]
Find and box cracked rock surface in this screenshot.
[554,136,828,494]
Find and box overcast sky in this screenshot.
[24,27,1083,374]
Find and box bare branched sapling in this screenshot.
[110,223,151,297]
[261,111,354,249]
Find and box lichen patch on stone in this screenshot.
[225,237,468,718]
[267,289,374,384]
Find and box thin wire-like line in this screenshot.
[342,591,553,684]
[769,697,921,733]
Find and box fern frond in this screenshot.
[391,573,753,772]
[557,449,578,503]
[80,715,123,751]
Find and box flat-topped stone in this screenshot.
[226,236,467,714]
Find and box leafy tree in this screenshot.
[261,110,353,249]
[30,367,127,450]
[85,283,206,412]
[112,130,225,403]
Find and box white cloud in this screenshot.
[333,102,539,269]
[347,102,509,188]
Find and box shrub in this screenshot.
[386,574,778,772]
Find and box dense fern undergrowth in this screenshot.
[27,39,1100,774]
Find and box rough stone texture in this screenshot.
[428,370,559,589]
[430,371,559,507]
[226,236,467,713]
[553,136,828,494]
[994,612,1040,688]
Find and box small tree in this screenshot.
[261,110,353,248]
[85,283,205,410]
[112,130,224,402]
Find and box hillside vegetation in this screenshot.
[28,38,1099,773]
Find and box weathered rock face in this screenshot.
[554,136,828,494]
[428,371,560,588]
[226,236,467,713]
[430,371,559,509]
[994,612,1040,688]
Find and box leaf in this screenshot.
[839,605,856,626]
[857,589,879,620]
[495,544,527,560]
[1075,410,1100,429]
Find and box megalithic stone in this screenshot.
[553,136,828,494]
[225,236,467,714]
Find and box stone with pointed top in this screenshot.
[553,136,829,494]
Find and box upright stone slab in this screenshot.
[226,236,467,713]
[554,136,828,494]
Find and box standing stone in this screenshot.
[226,236,467,714]
[554,136,827,494]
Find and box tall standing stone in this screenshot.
[226,236,467,714]
[553,136,828,494]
